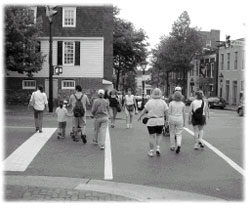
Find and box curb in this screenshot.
[5,175,225,201]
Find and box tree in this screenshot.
[5,6,46,77]
[151,11,203,96]
[113,7,149,91]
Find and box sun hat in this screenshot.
[98,89,105,95]
[151,88,162,99]
[175,86,182,91]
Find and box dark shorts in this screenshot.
[58,121,67,129]
[191,115,206,126]
[147,126,164,135]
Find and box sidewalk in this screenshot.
[4,175,223,202]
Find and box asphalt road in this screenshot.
[4,107,244,201]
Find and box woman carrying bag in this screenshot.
[138,88,168,157]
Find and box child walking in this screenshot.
[56,101,69,139]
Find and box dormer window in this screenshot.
[63,7,76,27]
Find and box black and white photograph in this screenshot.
[1,0,248,206]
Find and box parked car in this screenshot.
[185,97,195,106]
[207,97,226,109]
[237,103,244,116]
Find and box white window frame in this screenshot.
[62,7,76,27]
[63,41,75,66]
[61,80,75,89]
[206,40,211,47]
[22,80,36,89]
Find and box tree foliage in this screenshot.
[113,7,149,91]
[150,11,203,95]
[5,6,46,77]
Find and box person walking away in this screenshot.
[137,88,168,157]
[108,90,120,128]
[55,101,69,139]
[68,85,90,143]
[91,89,110,150]
[28,85,48,133]
[188,90,208,150]
[124,89,138,128]
[168,91,186,154]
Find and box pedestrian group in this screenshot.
[29,85,209,156]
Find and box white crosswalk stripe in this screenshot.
[4,128,57,171]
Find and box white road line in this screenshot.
[3,128,57,172]
[104,127,113,180]
[5,126,35,129]
[183,127,245,176]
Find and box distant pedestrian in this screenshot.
[188,90,208,150]
[137,88,168,157]
[168,86,184,104]
[55,101,69,139]
[28,85,48,133]
[68,85,90,143]
[108,90,120,128]
[124,89,138,128]
[168,91,186,154]
[91,89,110,150]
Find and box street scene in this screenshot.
[4,106,244,201]
[3,0,246,204]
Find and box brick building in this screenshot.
[5,5,113,105]
[187,29,220,97]
[218,39,245,105]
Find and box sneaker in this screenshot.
[81,134,87,144]
[39,130,42,133]
[176,146,181,154]
[111,124,115,128]
[156,147,161,156]
[194,143,199,150]
[199,142,204,148]
[148,150,154,157]
[170,147,175,151]
[100,145,105,150]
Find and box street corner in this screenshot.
[4,175,225,202]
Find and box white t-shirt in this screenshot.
[56,107,68,122]
[30,90,48,111]
[190,99,206,115]
[169,101,185,117]
[125,95,135,105]
[145,99,168,126]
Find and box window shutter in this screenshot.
[57,41,63,65]
[75,41,80,66]
[35,41,41,53]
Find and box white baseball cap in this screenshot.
[175,86,182,91]
[98,89,105,95]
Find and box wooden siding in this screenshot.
[6,38,104,78]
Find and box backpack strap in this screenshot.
[74,94,83,101]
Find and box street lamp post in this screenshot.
[46,6,58,112]
[48,21,53,112]
[141,61,147,109]
[219,73,224,97]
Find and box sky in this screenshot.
[2,0,248,49]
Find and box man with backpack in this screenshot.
[69,85,90,143]
[188,90,208,150]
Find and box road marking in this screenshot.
[183,127,245,176]
[5,126,35,129]
[3,128,57,171]
[104,127,113,180]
